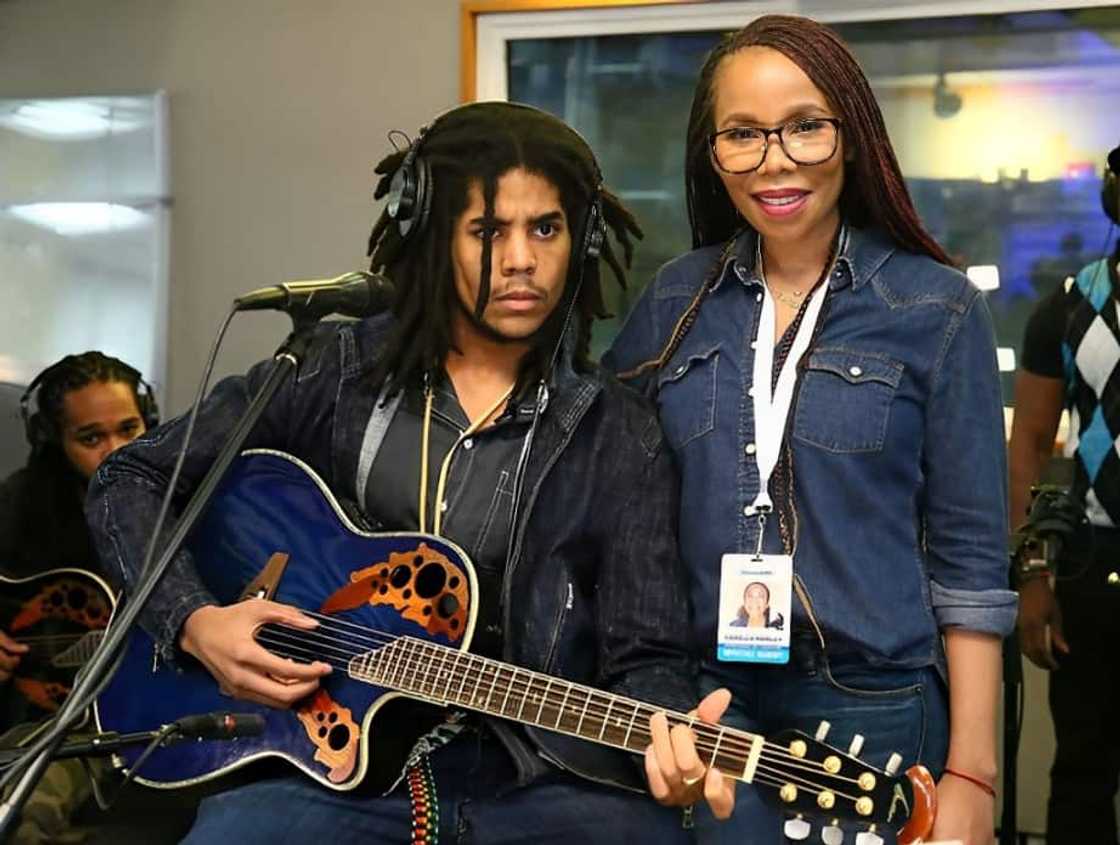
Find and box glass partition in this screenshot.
[0,95,169,390]
[507,7,1120,402]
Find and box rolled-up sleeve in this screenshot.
[923,289,1017,636]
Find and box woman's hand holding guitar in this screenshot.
[645,687,736,820]
[179,599,331,708]
[0,628,29,683]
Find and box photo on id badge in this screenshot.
[718,554,792,663]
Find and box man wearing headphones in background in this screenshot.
[1008,143,1120,845]
[1,351,157,843]
[87,102,731,843]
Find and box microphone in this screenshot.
[234,271,395,319]
[172,711,266,740]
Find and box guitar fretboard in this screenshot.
[346,635,764,783]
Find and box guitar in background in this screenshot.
[0,568,114,728]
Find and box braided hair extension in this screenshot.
[684,14,951,265]
[366,103,642,398]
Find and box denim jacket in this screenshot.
[604,226,1017,676]
[87,314,695,790]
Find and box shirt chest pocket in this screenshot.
[793,349,903,453]
[656,345,720,450]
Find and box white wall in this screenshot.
[0,0,460,411]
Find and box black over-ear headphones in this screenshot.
[20,356,161,451]
[384,102,608,265]
[1102,144,1119,226]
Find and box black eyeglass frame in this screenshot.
[708,117,843,174]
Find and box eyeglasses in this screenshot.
[708,117,842,174]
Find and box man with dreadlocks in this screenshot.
[87,102,729,842]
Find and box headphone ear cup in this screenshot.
[387,163,417,236]
[411,155,433,242]
[582,199,606,261]
[1102,169,1119,226]
[137,379,161,430]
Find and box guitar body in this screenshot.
[0,567,115,724]
[94,449,477,790]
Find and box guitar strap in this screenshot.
[406,754,438,845]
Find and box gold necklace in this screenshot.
[756,237,810,309]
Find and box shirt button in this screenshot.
[674,364,687,376]
[848,366,862,377]
[463,438,474,450]
[755,292,763,303]
[440,500,449,512]
[750,340,757,350]
[743,505,752,517]
[745,443,757,456]
[747,387,755,397]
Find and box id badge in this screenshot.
[717,553,793,664]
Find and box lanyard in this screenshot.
[418,381,514,536]
[747,235,841,549]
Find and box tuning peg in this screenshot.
[884,752,902,775]
[820,822,844,845]
[783,816,811,840]
[847,734,865,757]
[815,720,831,741]
[854,830,883,845]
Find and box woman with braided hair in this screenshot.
[607,15,1014,845]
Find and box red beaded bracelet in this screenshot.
[943,767,997,798]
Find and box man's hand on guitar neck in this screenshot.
[645,687,736,820]
[0,629,29,683]
[179,599,332,709]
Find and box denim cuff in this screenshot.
[929,580,1018,637]
[154,588,219,667]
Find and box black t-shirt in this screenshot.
[0,466,99,578]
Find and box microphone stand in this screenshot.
[2,728,186,768]
[0,314,322,837]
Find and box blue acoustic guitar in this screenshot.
[93,450,935,844]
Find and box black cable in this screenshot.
[98,725,179,809]
[0,306,238,790]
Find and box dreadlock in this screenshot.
[366,102,642,397]
[685,14,952,265]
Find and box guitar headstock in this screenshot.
[757,724,935,844]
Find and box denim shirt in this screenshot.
[87,315,695,790]
[604,226,1017,675]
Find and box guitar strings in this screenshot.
[256,626,863,803]
[253,623,868,798]
[255,619,851,781]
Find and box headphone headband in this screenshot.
[383,101,607,262]
[20,354,160,451]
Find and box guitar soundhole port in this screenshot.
[328,712,338,724]
[389,565,412,588]
[449,576,460,589]
[413,555,423,567]
[328,725,350,751]
[379,585,389,596]
[437,594,460,619]
[68,589,88,610]
[50,591,64,606]
[414,563,447,599]
[423,606,432,616]
[403,589,412,599]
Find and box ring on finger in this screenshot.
[682,774,704,787]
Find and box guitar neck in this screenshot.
[348,635,765,784]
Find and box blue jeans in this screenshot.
[694,652,948,845]
[183,726,691,844]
